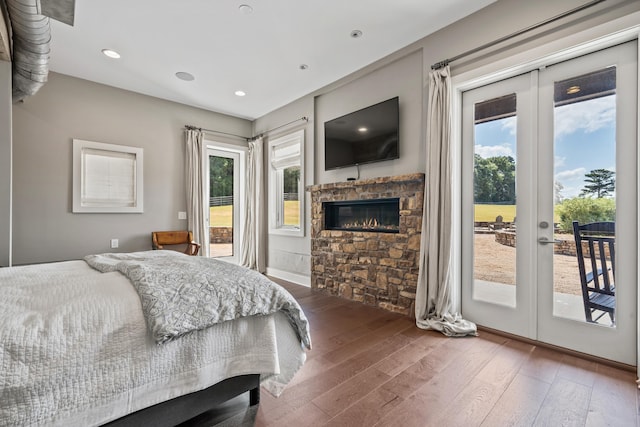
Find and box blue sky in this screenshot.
[474,95,616,199]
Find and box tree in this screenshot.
[579,169,615,198]
[283,166,300,199]
[474,154,516,204]
[554,180,564,204]
[209,156,234,198]
[555,197,615,232]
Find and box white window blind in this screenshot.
[81,148,137,207]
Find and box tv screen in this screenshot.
[324,97,399,171]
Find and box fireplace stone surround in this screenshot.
[308,173,425,316]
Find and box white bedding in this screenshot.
[0,259,307,426]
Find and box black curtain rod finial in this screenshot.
[431,60,450,70]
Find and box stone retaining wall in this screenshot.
[493,230,611,258]
[210,227,233,244]
[308,173,425,317]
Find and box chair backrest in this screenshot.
[151,231,200,256]
[572,221,615,297]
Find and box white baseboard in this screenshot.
[266,267,310,287]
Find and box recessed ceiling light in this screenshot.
[238,4,253,14]
[350,30,363,38]
[101,49,121,59]
[358,127,368,133]
[175,71,195,81]
[235,90,246,97]
[299,64,309,70]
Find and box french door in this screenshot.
[207,146,245,264]
[461,42,638,364]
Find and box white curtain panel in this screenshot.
[241,138,266,272]
[185,129,209,257]
[415,65,477,337]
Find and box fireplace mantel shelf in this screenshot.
[306,173,425,193]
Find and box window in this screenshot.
[72,139,143,213]
[268,129,304,236]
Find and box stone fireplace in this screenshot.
[308,173,425,316]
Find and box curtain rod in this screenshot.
[431,0,607,70]
[250,116,309,141]
[184,125,250,141]
[185,116,309,142]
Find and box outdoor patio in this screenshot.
[474,233,611,325]
[210,243,233,258]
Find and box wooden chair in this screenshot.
[572,221,615,325]
[151,231,201,256]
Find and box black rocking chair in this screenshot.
[572,221,615,325]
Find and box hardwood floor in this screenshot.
[254,279,639,427]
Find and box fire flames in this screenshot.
[341,217,398,231]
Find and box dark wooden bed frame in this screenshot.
[103,374,261,427]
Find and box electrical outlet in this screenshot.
[110,239,119,249]
[178,211,187,220]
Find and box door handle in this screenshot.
[538,237,561,244]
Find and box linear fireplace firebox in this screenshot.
[323,198,400,233]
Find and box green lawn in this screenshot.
[210,205,233,227]
[474,204,517,222]
[283,201,299,226]
[475,204,561,223]
[214,202,556,226]
[210,201,299,227]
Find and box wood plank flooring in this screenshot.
[253,279,639,427]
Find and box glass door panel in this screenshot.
[473,94,518,308]
[208,147,243,263]
[461,72,534,339]
[209,154,234,258]
[550,68,617,324]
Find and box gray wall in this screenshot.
[0,60,10,266]
[254,0,639,282]
[316,50,423,184]
[11,72,251,265]
[253,96,315,281]
[254,51,423,282]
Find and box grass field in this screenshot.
[211,202,548,226]
[212,203,516,225]
[474,204,562,223]
[474,204,517,222]
[210,205,233,227]
[210,201,299,227]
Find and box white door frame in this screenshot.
[451,17,640,370]
[206,142,247,265]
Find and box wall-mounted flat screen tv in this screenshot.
[324,96,399,171]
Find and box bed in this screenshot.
[0,250,311,426]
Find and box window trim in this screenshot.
[268,129,304,237]
[72,139,143,213]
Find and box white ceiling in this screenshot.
[48,0,495,120]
